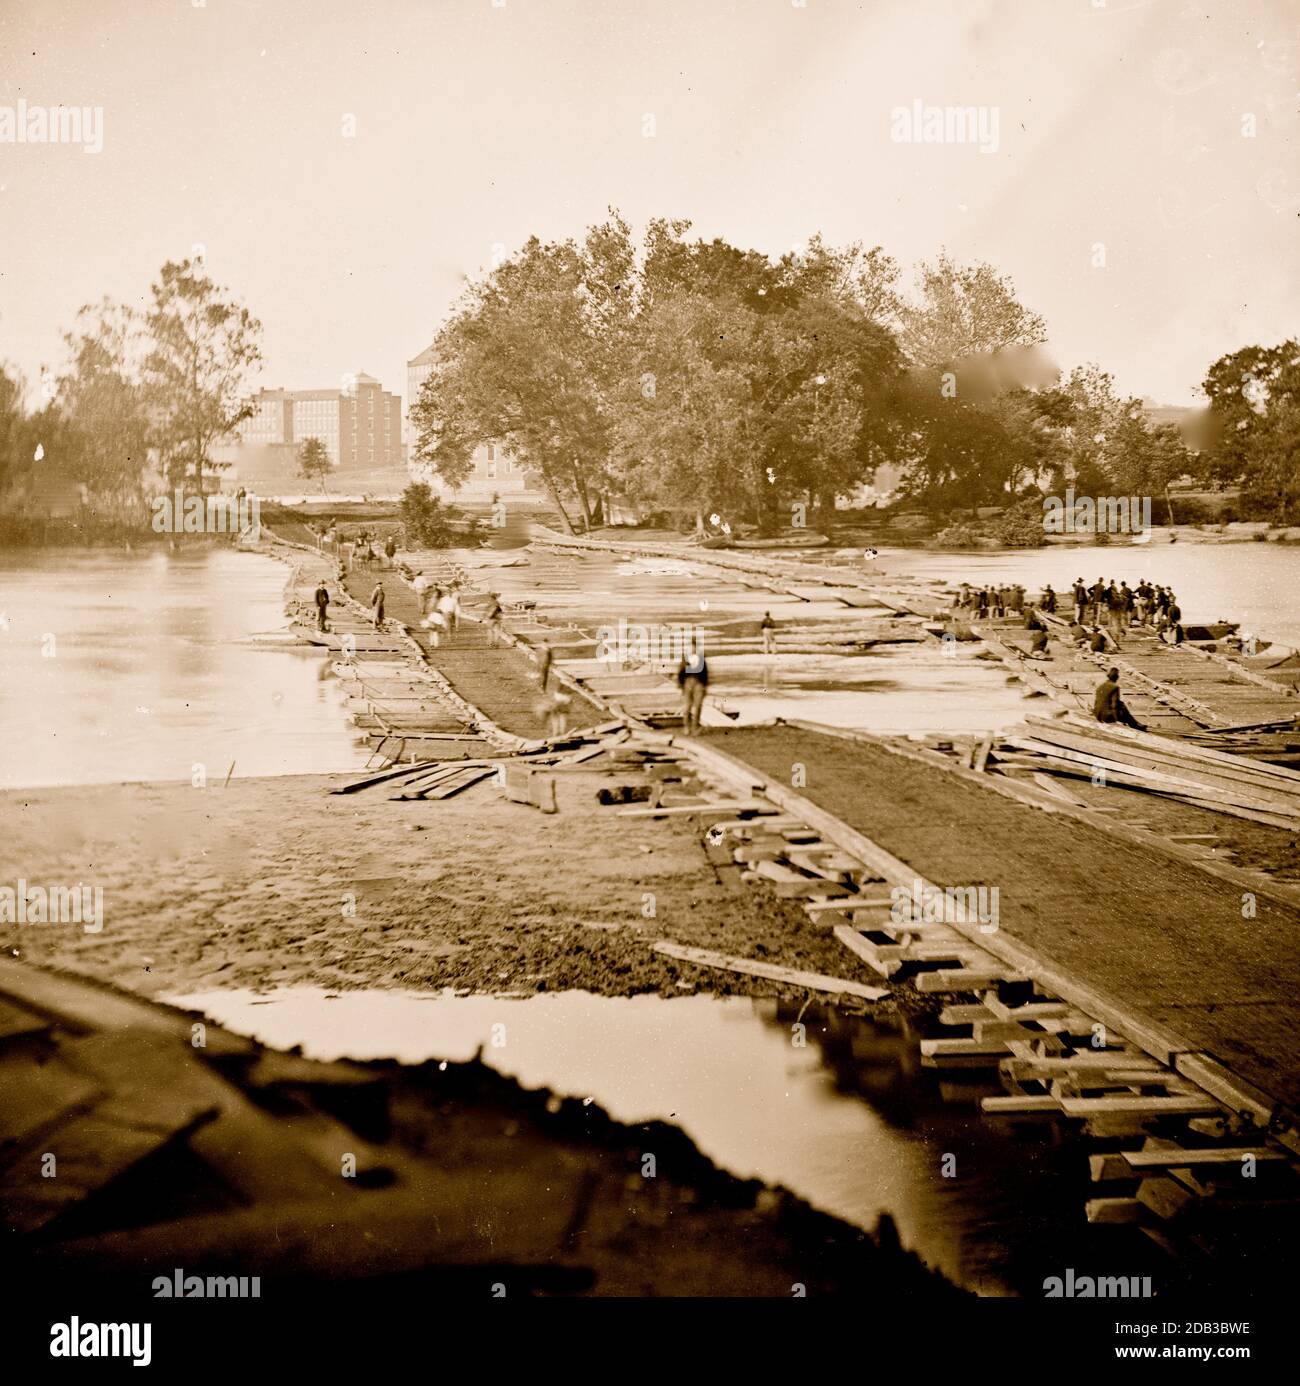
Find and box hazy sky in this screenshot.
[1,0,1295,410]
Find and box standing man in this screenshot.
[760,611,776,655]
[370,581,385,629]
[384,535,396,569]
[1164,596,1183,645]
[676,652,709,736]
[484,594,504,647]
[313,580,330,632]
[438,586,460,635]
[1073,578,1087,624]
[1107,585,1125,644]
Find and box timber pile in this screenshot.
[331,719,643,811]
[991,713,1300,830]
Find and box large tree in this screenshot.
[899,250,1047,370]
[410,227,624,532]
[141,258,262,494]
[56,298,151,505]
[1200,341,1300,521]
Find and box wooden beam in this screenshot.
[652,941,888,1001]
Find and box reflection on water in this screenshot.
[163,985,1160,1296]
[705,652,1030,733]
[463,545,1035,734]
[0,548,371,789]
[475,533,1299,733]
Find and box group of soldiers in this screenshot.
[956,575,1185,650]
[1068,577,1183,642]
[953,584,1031,618]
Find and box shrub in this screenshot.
[994,500,1048,548]
[399,482,454,547]
[930,523,982,549]
[1163,495,1214,525]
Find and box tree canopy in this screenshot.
[411,214,1209,532]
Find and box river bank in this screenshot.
[0,768,902,1008]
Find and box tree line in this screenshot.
[0,258,262,535]
[409,212,1297,533]
[3,232,1293,542]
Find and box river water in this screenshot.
[164,984,1155,1297]
[4,537,1294,788]
[0,547,370,790]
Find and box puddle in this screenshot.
[164,985,1160,1296]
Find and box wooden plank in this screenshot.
[920,1037,1011,1057]
[330,759,442,794]
[1058,1095,1220,1117]
[804,895,896,913]
[1136,1175,1197,1221]
[1122,1147,1288,1171]
[938,1004,991,1024]
[751,860,853,898]
[733,841,792,864]
[982,1094,1062,1114]
[705,816,804,836]
[1030,771,1094,809]
[1086,1198,1146,1225]
[1000,1055,1162,1080]
[786,848,861,878]
[652,941,888,1001]
[616,800,774,817]
[832,924,897,978]
[915,966,1027,993]
[1044,713,1300,789]
[422,767,497,801]
[1090,1153,1135,1181]
[1004,736,1300,820]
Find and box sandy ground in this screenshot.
[0,766,907,1010]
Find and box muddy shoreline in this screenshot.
[0,769,930,1016]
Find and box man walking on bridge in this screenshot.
[760,612,776,656]
[313,581,330,632]
[676,652,709,736]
